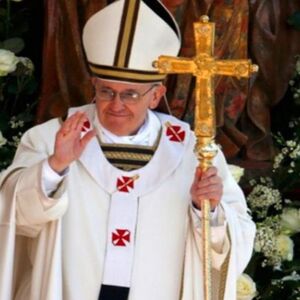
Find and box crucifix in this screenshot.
[153,15,258,300]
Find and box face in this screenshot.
[92,78,166,136]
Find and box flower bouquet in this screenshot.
[239,56,300,300]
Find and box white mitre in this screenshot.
[82,0,181,83]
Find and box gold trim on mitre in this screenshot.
[89,63,166,83]
[114,0,140,68]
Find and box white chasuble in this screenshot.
[76,106,190,290]
[0,104,256,300]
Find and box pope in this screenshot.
[0,1,255,300]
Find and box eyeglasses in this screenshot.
[96,84,158,104]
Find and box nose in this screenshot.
[109,93,125,111]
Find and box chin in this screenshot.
[112,131,128,136]
[105,123,129,136]
[101,116,140,136]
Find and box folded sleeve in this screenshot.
[41,159,68,199]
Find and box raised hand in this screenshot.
[48,112,96,173]
[190,166,223,211]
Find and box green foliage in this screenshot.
[0,37,25,53]
[0,0,38,171]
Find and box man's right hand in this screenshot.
[48,112,96,174]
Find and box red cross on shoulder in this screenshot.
[165,121,185,143]
[112,229,131,247]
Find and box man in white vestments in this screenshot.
[0,1,256,299]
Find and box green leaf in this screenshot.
[0,8,7,17]
[2,37,25,54]
[284,280,300,289]
[6,80,18,95]
[17,110,35,123]
[0,7,7,39]
[23,77,37,95]
[0,146,15,165]
[9,10,30,37]
[0,112,10,131]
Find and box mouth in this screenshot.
[106,111,130,118]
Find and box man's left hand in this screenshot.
[190,166,223,211]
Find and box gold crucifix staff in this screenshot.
[153,15,258,300]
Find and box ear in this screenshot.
[91,76,98,87]
[149,85,166,109]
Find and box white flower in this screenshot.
[249,179,256,186]
[237,273,257,300]
[9,118,24,129]
[296,58,300,74]
[281,208,300,235]
[276,234,294,261]
[11,135,20,147]
[289,121,295,128]
[228,164,244,182]
[253,216,285,267]
[282,271,300,281]
[254,225,276,253]
[18,56,34,75]
[286,140,296,148]
[282,147,288,154]
[0,131,7,147]
[273,153,284,169]
[247,184,282,218]
[284,199,292,204]
[0,49,18,76]
[290,144,300,159]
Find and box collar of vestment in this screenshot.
[94,109,161,171]
[68,104,191,197]
[99,134,161,171]
[95,109,162,146]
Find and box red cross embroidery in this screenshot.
[116,175,139,193]
[81,120,91,132]
[112,229,131,247]
[165,122,185,143]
